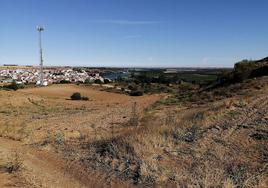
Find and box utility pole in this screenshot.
[37,26,44,86]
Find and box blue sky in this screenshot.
[1,0,268,67]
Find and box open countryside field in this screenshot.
[0,84,163,187]
[2,0,268,187]
[1,76,268,187]
[0,84,163,142]
[1,58,268,187]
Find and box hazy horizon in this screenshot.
[1,0,268,67]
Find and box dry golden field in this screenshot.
[0,84,162,141]
[0,84,162,187]
[0,79,268,187]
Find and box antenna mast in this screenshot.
[37,26,44,86]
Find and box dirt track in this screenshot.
[0,137,88,188]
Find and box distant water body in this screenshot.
[102,72,129,80]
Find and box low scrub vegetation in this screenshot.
[129,90,143,96]
[58,74,268,186]
[1,81,25,91]
[81,137,142,183]
[4,151,23,173]
[112,69,222,96]
[70,92,89,101]
[1,58,268,187]
[207,57,268,90]
[59,79,71,84]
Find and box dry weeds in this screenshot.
[0,80,268,187]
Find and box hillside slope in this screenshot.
[206,57,268,90]
[0,76,267,187]
[55,76,268,187]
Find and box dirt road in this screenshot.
[0,137,89,188]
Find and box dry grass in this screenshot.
[0,84,161,143]
[0,84,161,187]
[64,77,268,186]
[4,151,23,173]
[1,79,268,187]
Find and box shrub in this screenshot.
[70,92,82,100]
[104,79,110,84]
[59,80,71,84]
[183,124,199,142]
[5,152,23,173]
[94,79,103,84]
[85,138,141,183]
[54,132,65,145]
[3,81,24,91]
[128,84,137,91]
[129,90,143,96]
[84,79,91,84]
[250,66,268,78]
[76,81,83,85]
[81,96,89,101]
[70,92,89,101]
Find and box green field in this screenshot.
[174,73,218,84]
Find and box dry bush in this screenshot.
[79,137,142,184]
[223,178,236,188]
[4,151,23,173]
[54,131,65,145]
[57,101,266,187]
